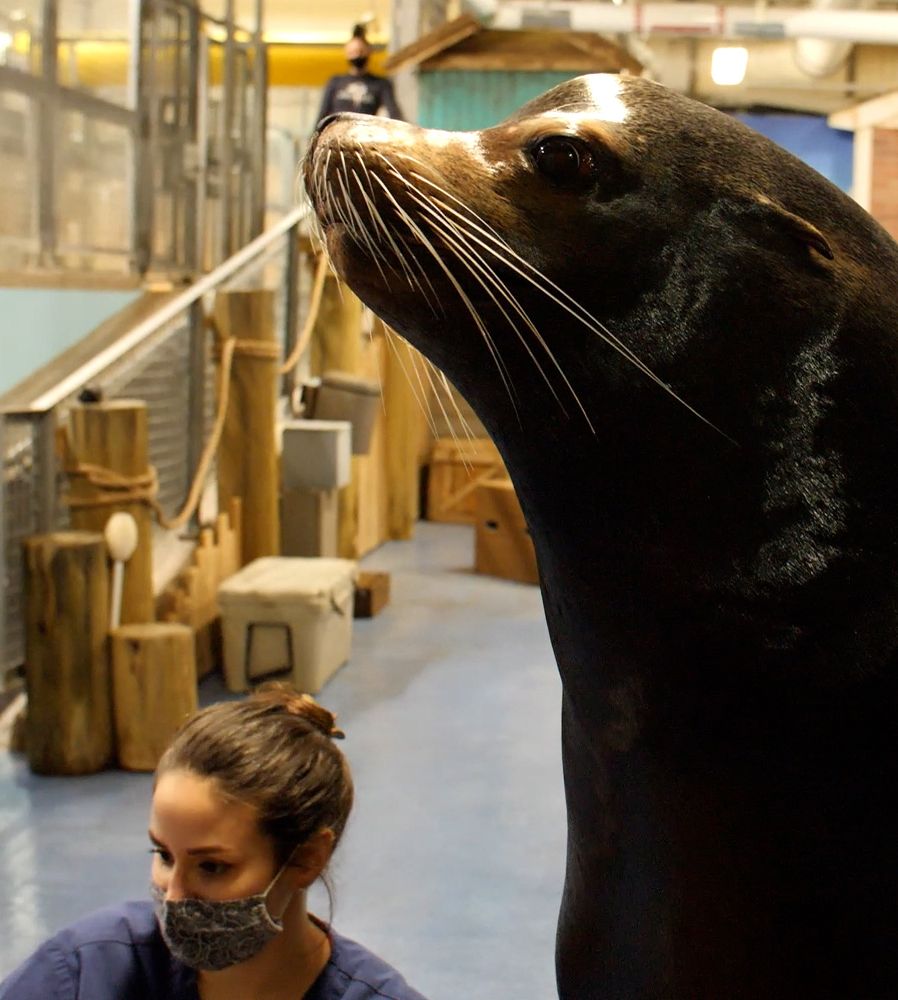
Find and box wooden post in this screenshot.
[311,274,364,558]
[310,272,363,375]
[69,400,154,624]
[23,531,113,775]
[215,289,280,565]
[111,623,198,772]
[383,326,428,540]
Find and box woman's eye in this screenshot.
[531,137,594,184]
[199,860,231,876]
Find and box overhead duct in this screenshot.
[469,1,898,46]
[793,0,870,78]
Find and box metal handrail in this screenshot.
[2,205,310,416]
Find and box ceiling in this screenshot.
[239,0,396,44]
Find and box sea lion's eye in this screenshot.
[531,137,594,183]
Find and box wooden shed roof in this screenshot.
[384,14,643,75]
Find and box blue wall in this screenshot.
[732,112,853,193]
[419,70,576,131]
[0,289,139,396]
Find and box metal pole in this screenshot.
[251,0,268,239]
[133,0,154,274]
[282,221,300,398]
[196,32,210,273]
[221,0,236,261]
[0,413,7,677]
[126,0,142,269]
[186,300,207,532]
[34,411,58,534]
[38,0,59,266]
[184,4,201,274]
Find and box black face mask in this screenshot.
[349,56,368,70]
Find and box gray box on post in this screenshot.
[281,419,352,491]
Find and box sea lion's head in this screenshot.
[304,74,895,451]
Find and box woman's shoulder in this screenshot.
[0,901,194,1000]
[313,927,430,1000]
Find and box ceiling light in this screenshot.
[711,46,749,86]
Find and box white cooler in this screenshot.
[218,557,358,694]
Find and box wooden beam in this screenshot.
[0,270,141,290]
[384,13,481,73]
[829,89,898,132]
[423,30,642,74]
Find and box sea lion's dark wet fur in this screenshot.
[306,76,898,998]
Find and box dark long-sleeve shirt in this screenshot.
[316,73,403,125]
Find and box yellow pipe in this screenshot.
[42,39,391,89]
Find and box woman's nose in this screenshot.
[161,866,190,902]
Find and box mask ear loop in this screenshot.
[261,843,305,925]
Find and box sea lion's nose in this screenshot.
[315,113,343,135]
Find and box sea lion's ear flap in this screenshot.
[735,193,835,262]
[764,200,834,260]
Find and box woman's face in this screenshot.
[149,769,279,903]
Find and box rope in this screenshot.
[65,338,237,532]
[279,252,329,376]
[64,252,332,532]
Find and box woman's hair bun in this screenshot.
[351,23,367,40]
[250,682,345,739]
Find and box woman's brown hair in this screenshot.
[156,683,354,868]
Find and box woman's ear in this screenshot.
[287,829,335,889]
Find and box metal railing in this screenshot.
[0,203,310,683]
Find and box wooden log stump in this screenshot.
[23,531,113,775]
[68,400,154,624]
[215,290,280,565]
[111,623,197,771]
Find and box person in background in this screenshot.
[0,684,429,1000]
[316,24,404,126]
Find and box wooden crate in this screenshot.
[427,437,505,524]
[354,571,391,618]
[474,479,539,585]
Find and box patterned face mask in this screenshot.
[151,863,291,971]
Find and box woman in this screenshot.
[0,685,428,1000]
[315,25,403,127]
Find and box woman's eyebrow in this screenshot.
[148,831,232,856]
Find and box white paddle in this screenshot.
[104,512,139,629]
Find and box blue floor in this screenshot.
[0,522,566,998]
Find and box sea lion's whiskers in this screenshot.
[351,173,416,294]
[351,155,438,307]
[411,178,734,443]
[341,173,392,288]
[383,328,443,437]
[336,158,387,279]
[371,155,571,419]
[331,153,360,238]
[412,174,663,378]
[435,365,479,445]
[418,351,463,443]
[366,172,521,419]
[409,191,574,420]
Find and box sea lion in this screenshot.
[304,75,898,999]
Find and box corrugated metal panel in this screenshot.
[419,70,576,131]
